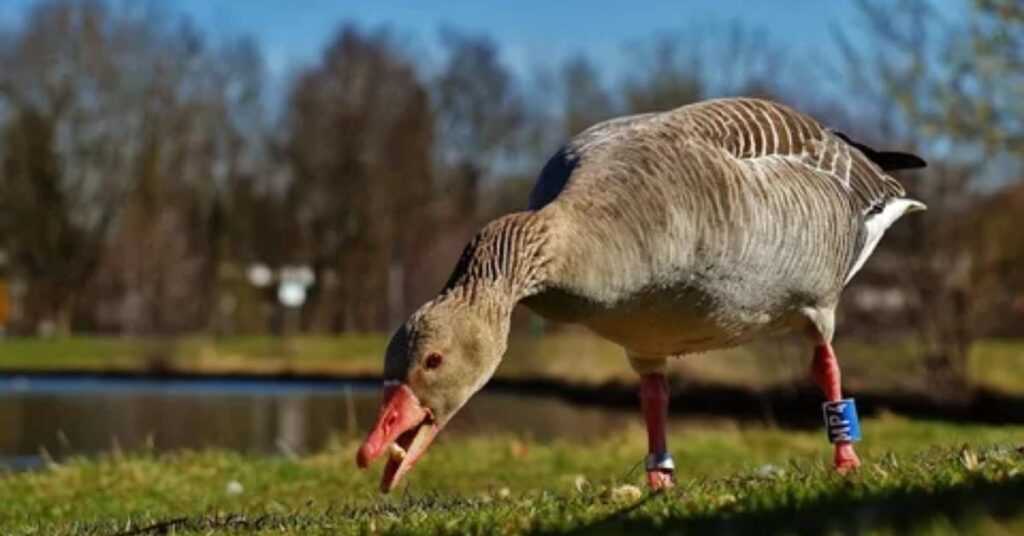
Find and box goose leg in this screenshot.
[640,373,676,490]
[810,343,861,471]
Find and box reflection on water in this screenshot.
[0,375,641,469]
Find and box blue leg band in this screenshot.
[645,453,675,471]
[822,398,862,443]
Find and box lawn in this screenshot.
[0,334,1022,395]
[1,415,1021,535]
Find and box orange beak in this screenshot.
[356,383,441,492]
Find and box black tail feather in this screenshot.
[833,131,927,171]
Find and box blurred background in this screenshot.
[0,0,1021,465]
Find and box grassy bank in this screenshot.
[0,333,1022,395]
[0,415,1021,535]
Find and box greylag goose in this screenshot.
[356,97,926,492]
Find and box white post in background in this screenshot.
[278,266,315,339]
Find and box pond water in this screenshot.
[0,375,643,469]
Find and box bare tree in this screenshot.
[620,23,787,115]
[621,35,704,114]
[433,28,525,219]
[0,1,147,334]
[933,0,1023,156]
[559,55,617,137]
[835,0,1023,395]
[285,26,433,332]
[0,1,270,336]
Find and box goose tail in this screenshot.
[845,198,926,284]
[832,131,927,171]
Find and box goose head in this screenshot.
[355,294,508,492]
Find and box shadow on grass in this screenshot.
[554,476,1024,536]
[103,477,1024,536]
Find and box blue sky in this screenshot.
[177,0,873,78]
[0,0,967,111]
[0,0,899,78]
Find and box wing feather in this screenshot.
[684,98,907,215]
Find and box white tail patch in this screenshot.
[845,198,927,284]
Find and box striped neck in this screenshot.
[441,211,551,313]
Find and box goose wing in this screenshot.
[684,98,925,281]
[685,98,914,214]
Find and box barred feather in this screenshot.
[442,97,923,358]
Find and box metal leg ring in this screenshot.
[645,453,675,472]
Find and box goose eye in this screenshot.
[424,353,443,370]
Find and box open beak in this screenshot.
[356,382,441,492]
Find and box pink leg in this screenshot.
[640,373,675,490]
[811,344,861,472]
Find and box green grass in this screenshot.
[3,333,1023,395]
[0,335,388,376]
[969,340,1024,396]
[0,337,143,370]
[1,415,1021,535]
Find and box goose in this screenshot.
[356,97,926,492]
